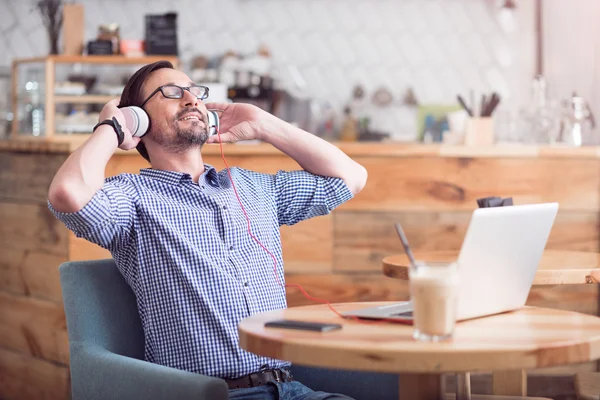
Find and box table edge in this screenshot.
[238,304,600,373]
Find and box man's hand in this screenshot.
[204,102,275,144]
[98,99,140,150]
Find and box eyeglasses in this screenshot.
[140,84,209,107]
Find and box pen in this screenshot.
[457,95,473,117]
[480,94,487,118]
[394,222,418,271]
[483,93,500,117]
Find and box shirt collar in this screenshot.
[140,164,220,187]
[203,164,222,187]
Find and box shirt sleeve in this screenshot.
[47,177,137,252]
[244,169,354,226]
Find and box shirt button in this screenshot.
[244,282,249,287]
[202,185,205,189]
[223,205,227,210]
[229,245,234,251]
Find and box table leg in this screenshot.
[398,373,443,400]
[492,369,527,396]
[455,372,471,400]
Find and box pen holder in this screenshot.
[464,117,495,147]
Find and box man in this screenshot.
[48,60,367,400]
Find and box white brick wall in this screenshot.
[0,0,536,140]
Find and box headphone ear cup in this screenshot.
[121,106,150,137]
[207,110,219,136]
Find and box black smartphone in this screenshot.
[264,319,342,332]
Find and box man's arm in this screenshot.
[257,119,368,195]
[205,103,368,195]
[48,100,139,212]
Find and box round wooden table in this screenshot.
[239,302,600,400]
[382,249,600,285]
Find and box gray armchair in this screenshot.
[59,258,398,400]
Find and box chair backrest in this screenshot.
[59,258,144,359]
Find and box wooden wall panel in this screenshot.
[0,202,67,302]
[285,273,409,307]
[334,211,600,272]
[341,157,600,212]
[0,347,70,400]
[69,232,111,261]
[0,151,72,400]
[105,153,150,176]
[104,153,600,213]
[106,153,298,178]
[202,154,300,174]
[0,291,69,365]
[527,284,598,316]
[334,211,467,272]
[547,212,600,251]
[281,215,333,273]
[0,246,65,302]
[0,152,66,203]
[0,203,68,256]
[0,246,27,296]
[20,251,66,302]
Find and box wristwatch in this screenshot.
[93,117,125,146]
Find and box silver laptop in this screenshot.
[343,202,559,323]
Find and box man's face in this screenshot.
[141,68,209,153]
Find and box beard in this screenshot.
[149,115,209,154]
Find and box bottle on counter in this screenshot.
[339,106,358,142]
[556,92,596,146]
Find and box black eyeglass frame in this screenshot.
[140,84,210,107]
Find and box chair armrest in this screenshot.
[69,342,229,400]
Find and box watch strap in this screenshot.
[93,117,125,146]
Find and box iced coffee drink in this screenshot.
[409,262,459,341]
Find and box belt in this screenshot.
[224,368,294,390]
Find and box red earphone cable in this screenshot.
[214,125,403,325]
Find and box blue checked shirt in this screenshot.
[48,164,353,379]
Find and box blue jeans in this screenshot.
[228,380,355,400]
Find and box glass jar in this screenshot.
[98,24,120,55]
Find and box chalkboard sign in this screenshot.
[145,13,178,55]
[87,40,114,55]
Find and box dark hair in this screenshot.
[118,60,174,162]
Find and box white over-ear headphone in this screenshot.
[120,106,220,138]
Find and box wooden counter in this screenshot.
[5,135,600,158]
[2,137,600,399]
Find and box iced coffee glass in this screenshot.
[409,261,459,342]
